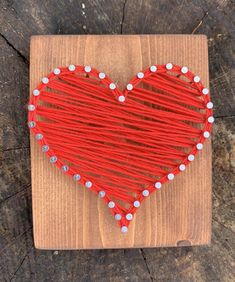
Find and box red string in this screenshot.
[28,64,213,229]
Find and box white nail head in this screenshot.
[84,65,91,73]
[166,63,173,70]
[42,77,49,84]
[121,226,128,233]
[68,64,76,71]
[150,65,157,72]
[53,68,61,75]
[42,145,49,152]
[188,154,195,161]
[108,201,115,208]
[137,72,144,79]
[208,116,215,123]
[196,143,203,150]
[126,83,133,91]
[126,213,133,221]
[142,190,149,197]
[115,214,122,221]
[62,165,69,172]
[28,104,35,111]
[99,191,106,198]
[202,88,209,95]
[134,200,140,208]
[50,156,57,163]
[28,121,36,128]
[33,89,40,96]
[73,174,81,181]
[167,173,174,180]
[193,76,200,83]
[109,83,116,90]
[98,72,106,79]
[179,164,186,171]
[85,181,92,188]
[207,102,213,109]
[181,66,188,74]
[35,133,43,140]
[154,182,162,189]
[203,131,210,138]
[118,95,125,102]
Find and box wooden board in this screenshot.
[30,35,211,249]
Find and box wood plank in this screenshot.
[30,34,211,249]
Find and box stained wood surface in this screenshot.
[0,0,234,281]
[30,35,211,249]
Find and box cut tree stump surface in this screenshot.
[0,1,234,281]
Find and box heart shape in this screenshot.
[28,63,213,233]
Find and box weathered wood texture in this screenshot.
[30,34,211,249]
[0,0,234,281]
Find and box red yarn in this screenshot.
[28,64,213,231]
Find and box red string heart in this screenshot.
[28,64,213,233]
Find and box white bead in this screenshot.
[121,226,128,233]
[206,102,213,109]
[126,213,133,221]
[202,88,209,95]
[150,65,157,72]
[99,191,106,198]
[154,182,162,189]
[203,131,210,138]
[208,116,215,123]
[42,145,49,152]
[118,95,125,102]
[142,190,149,197]
[108,201,115,208]
[196,143,203,150]
[179,164,186,171]
[134,200,140,208]
[109,83,116,90]
[73,174,81,181]
[98,72,106,79]
[84,65,91,73]
[33,89,40,96]
[115,214,122,221]
[35,133,43,140]
[167,173,174,180]
[126,83,133,91]
[53,68,61,75]
[85,181,92,188]
[193,76,200,83]
[188,154,195,161]
[166,63,173,70]
[28,121,36,128]
[68,64,76,71]
[181,66,188,74]
[42,77,49,84]
[28,104,35,111]
[50,156,57,163]
[62,165,69,172]
[137,72,144,79]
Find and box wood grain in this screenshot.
[30,35,211,249]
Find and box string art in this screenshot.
[28,63,213,233]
